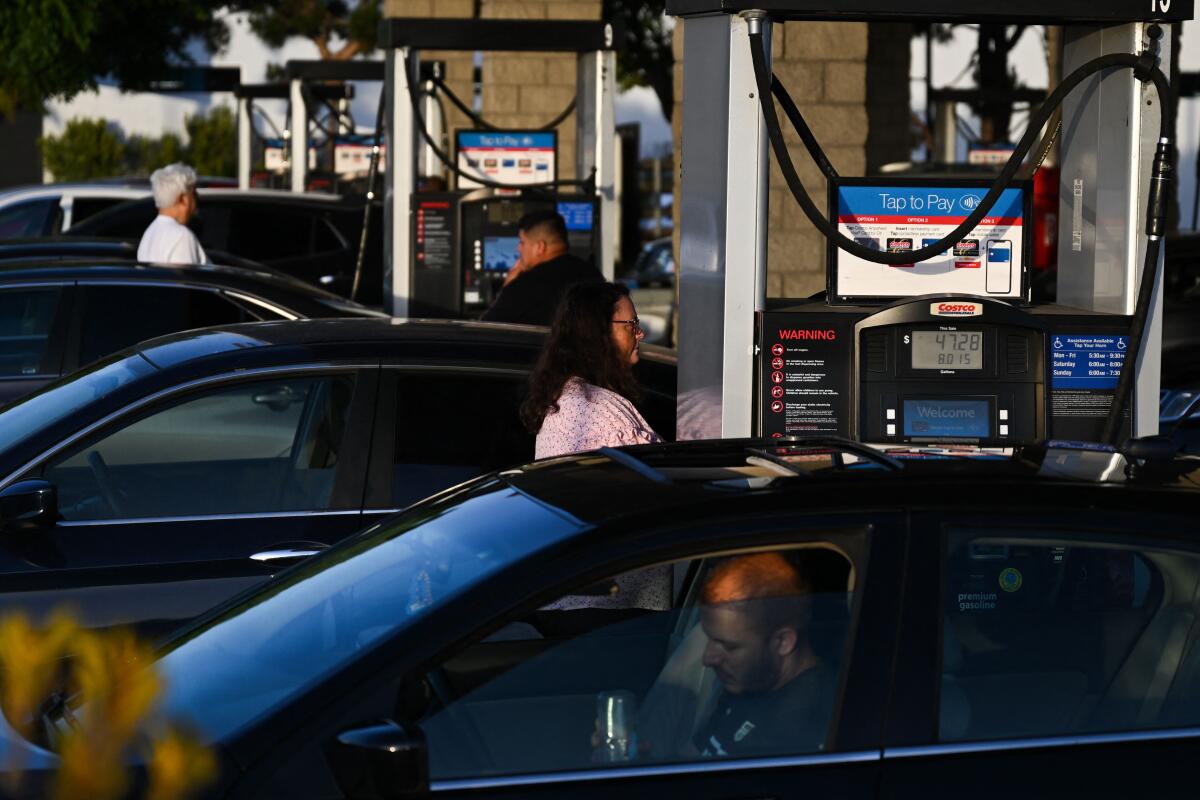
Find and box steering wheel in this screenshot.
[86,451,127,518]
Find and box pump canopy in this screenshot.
[665,0,1191,23]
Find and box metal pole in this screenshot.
[419,69,442,179]
[577,38,617,281]
[385,47,417,317]
[1058,22,1170,436]
[934,99,958,163]
[290,77,307,193]
[237,97,251,190]
[676,12,771,439]
[653,156,663,238]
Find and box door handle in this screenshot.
[249,547,324,565]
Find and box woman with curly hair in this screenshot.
[522,281,663,459]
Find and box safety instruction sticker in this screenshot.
[1050,334,1127,390]
[833,184,1025,300]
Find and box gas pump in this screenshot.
[669,1,1189,449]
[377,18,618,318]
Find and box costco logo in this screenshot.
[931,302,982,317]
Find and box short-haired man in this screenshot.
[480,210,603,326]
[691,552,834,757]
[137,163,209,265]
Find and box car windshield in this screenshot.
[154,482,585,741]
[0,354,155,453]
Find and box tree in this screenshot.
[245,0,381,61]
[185,106,237,176]
[126,132,186,176]
[0,0,236,117]
[603,0,673,119]
[38,118,126,181]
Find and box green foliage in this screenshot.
[603,0,674,119]
[0,0,238,115]
[38,118,126,181]
[184,106,237,177]
[246,0,380,60]
[39,107,237,181]
[126,133,186,175]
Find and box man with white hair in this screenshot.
[137,162,208,264]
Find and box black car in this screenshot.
[67,189,384,305]
[0,318,676,639]
[0,237,268,272]
[0,259,386,405]
[6,438,1199,798]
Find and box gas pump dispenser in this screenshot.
[669,1,1188,449]
[377,19,618,318]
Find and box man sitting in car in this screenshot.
[632,552,836,760]
[690,552,835,756]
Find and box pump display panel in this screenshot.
[828,178,1031,304]
[456,130,557,189]
[482,236,520,271]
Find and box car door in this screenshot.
[360,366,536,524]
[881,506,1200,799]
[0,365,378,640]
[240,509,903,799]
[0,283,74,404]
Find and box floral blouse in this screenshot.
[535,376,669,610]
[534,376,663,459]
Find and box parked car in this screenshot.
[0,236,272,272]
[68,189,385,305]
[5,438,1199,798]
[0,318,676,639]
[0,177,238,239]
[0,259,386,405]
[624,236,675,289]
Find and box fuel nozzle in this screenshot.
[1146,138,1173,239]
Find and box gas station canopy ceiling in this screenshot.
[665,0,1192,23]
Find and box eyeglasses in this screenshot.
[611,317,642,333]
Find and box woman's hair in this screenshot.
[521,281,640,433]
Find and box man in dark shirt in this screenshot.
[691,552,834,757]
[480,210,603,326]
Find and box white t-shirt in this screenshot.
[137,214,209,265]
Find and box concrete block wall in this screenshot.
[384,0,598,185]
[384,0,476,169]
[480,0,601,180]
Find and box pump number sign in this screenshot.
[829,179,1030,304]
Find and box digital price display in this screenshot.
[911,330,983,370]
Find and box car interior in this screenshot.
[415,544,856,779]
[941,531,1200,743]
[41,375,354,519]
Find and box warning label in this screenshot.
[760,315,853,437]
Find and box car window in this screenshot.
[74,201,155,239]
[0,287,63,377]
[156,484,586,742]
[391,372,533,508]
[76,285,254,367]
[42,374,356,520]
[940,527,1200,743]
[226,207,318,261]
[71,197,133,226]
[418,543,858,780]
[314,217,346,254]
[0,198,57,238]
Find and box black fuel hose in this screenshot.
[431,73,577,132]
[748,28,1171,266]
[403,54,595,192]
[351,82,388,303]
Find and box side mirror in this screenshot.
[0,480,58,535]
[326,720,429,800]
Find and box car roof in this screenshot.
[495,438,1200,523]
[0,257,350,301]
[0,184,148,203]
